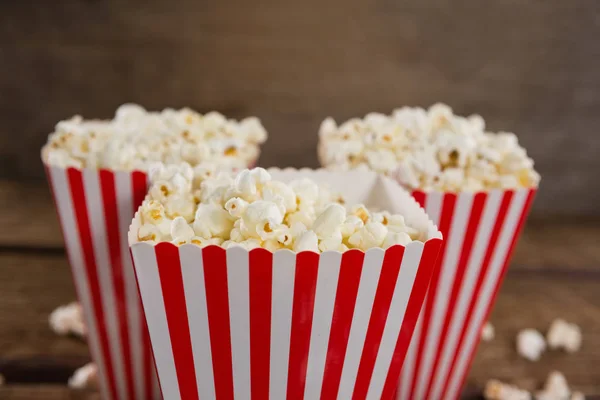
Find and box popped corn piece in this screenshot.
[382,231,411,248]
[68,362,98,390]
[484,379,531,400]
[516,329,546,361]
[49,302,86,338]
[312,203,346,239]
[224,197,249,218]
[318,230,343,252]
[481,322,495,342]
[286,209,316,229]
[348,222,388,250]
[137,223,162,243]
[349,204,371,224]
[340,215,364,238]
[241,201,284,239]
[547,319,582,353]
[193,203,234,239]
[189,236,223,248]
[536,371,570,400]
[294,230,319,252]
[170,217,195,242]
[263,180,298,213]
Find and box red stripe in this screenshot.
[320,250,365,400]
[380,239,444,400]
[412,190,426,208]
[422,193,487,399]
[68,168,119,400]
[155,243,199,400]
[409,192,457,396]
[438,190,514,397]
[454,189,536,396]
[352,245,405,400]
[130,171,154,399]
[249,249,273,400]
[202,246,235,400]
[286,251,320,399]
[99,170,135,400]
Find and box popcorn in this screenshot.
[348,222,388,250]
[49,302,86,338]
[135,167,421,252]
[481,322,495,342]
[516,329,546,361]
[547,319,582,353]
[319,104,540,192]
[68,362,98,390]
[294,230,319,252]
[536,371,571,400]
[43,104,267,171]
[484,379,531,400]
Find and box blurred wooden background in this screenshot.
[1,0,600,217]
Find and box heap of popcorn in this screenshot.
[318,103,540,192]
[132,166,423,252]
[42,103,267,171]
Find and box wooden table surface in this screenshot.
[0,181,599,399]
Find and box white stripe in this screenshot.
[180,245,216,399]
[82,169,127,400]
[397,299,424,400]
[226,247,251,400]
[424,192,443,226]
[413,192,473,400]
[337,250,385,400]
[269,251,296,400]
[131,244,181,400]
[115,171,145,400]
[429,191,503,399]
[303,251,343,399]
[49,167,111,398]
[395,192,442,399]
[366,242,425,400]
[445,189,528,399]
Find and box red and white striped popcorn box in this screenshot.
[129,168,444,400]
[44,163,161,400]
[397,187,537,400]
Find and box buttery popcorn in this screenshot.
[481,321,495,342]
[484,379,531,400]
[42,104,267,171]
[535,371,583,400]
[318,104,540,192]
[133,167,422,252]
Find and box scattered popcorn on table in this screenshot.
[42,104,267,171]
[547,319,582,353]
[482,321,495,342]
[68,362,98,390]
[516,329,546,361]
[133,167,422,252]
[318,104,540,192]
[49,302,86,338]
[484,379,531,400]
[535,371,573,400]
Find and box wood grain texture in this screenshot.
[0,0,600,216]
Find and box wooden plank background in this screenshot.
[1,0,600,217]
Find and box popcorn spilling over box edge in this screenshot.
[316,104,539,400]
[129,166,443,400]
[41,104,268,400]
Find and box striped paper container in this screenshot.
[44,163,161,400]
[397,187,537,400]
[129,168,444,400]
